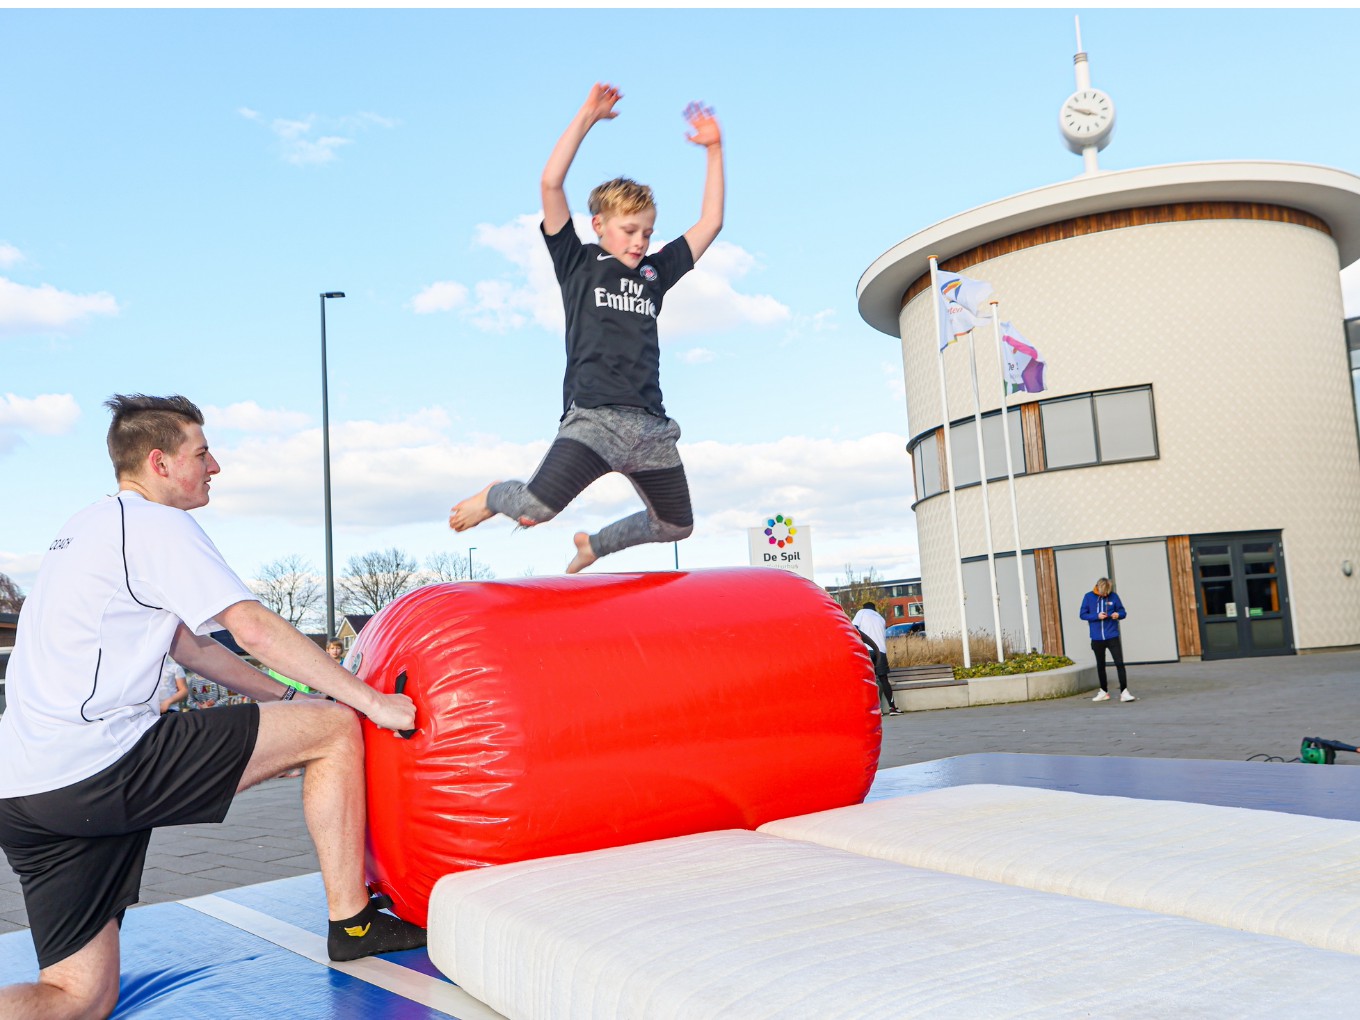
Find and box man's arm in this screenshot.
[542,83,621,236]
[681,102,724,262]
[175,602,415,733]
[169,625,282,702]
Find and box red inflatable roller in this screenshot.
[351,566,881,926]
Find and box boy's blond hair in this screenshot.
[588,177,655,219]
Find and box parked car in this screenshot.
[885,622,925,638]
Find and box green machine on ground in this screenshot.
[1300,737,1359,765]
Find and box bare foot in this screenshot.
[565,532,598,574]
[449,482,498,532]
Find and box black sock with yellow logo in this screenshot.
[327,893,427,962]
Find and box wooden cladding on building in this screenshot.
[1166,535,1202,658]
[1032,548,1063,657]
[901,203,1332,305]
[1020,402,1045,473]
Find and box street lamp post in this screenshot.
[468,546,477,581]
[320,291,345,640]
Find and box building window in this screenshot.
[947,409,1026,487]
[1041,395,1099,468]
[912,429,942,500]
[912,407,1024,499]
[893,604,905,618]
[1094,388,1158,462]
[907,602,924,617]
[1042,385,1157,469]
[911,386,1155,501]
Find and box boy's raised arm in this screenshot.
[542,83,622,236]
[681,102,724,262]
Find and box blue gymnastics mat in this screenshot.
[0,871,504,1019]
[3,753,1357,1017]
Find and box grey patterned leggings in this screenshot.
[487,404,694,561]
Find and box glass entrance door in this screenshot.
[1191,532,1293,659]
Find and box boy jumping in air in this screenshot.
[449,82,724,573]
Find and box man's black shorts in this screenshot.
[0,703,259,970]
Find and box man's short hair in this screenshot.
[104,394,205,479]
[588,177,655,219]
[862,601,877,611]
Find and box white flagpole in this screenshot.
[966,328,1005,662]
[928,256,970,668]
[992,304,1034,653]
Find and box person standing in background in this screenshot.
[1081,578,1135,702]
[156,658,188,714]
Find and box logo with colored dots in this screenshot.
[764,514,797,549]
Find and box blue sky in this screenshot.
[4,8,1359,599]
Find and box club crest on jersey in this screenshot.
[640,265,658,282]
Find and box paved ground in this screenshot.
[2,649,1356,937]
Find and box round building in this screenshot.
[858,161,1360,663]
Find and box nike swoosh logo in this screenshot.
[596,253,614,261]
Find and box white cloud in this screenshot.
[202,408,916,571]
[411,281,470,315]
[678,347,716,364]
[0,277,119,336]
[0,243,23,269]
[0,550,44,592]
[0,393,81,457]
[240,108,394,166]
[662,240,791,336]
[204,401,312,434]
[882,360,905,402]
[1342,264,1360,319]
[350,112,399,130]
[0,393,80,433]
[413,213,792,339]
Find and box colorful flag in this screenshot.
[936,270,993,351]
[1000,321,1047,394]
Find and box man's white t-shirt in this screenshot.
[0,491,258,798]
[851,607,887,653]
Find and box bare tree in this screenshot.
[424,550,495,583]
[0,573,24,614]
[252,555,323,629]
[340,547,420,615]
[831,564,888,618]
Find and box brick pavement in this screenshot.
[2,649,1356,937]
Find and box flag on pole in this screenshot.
[1000,321,1047,394]
[936,270,993,351]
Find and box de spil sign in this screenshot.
[747,514,815,580]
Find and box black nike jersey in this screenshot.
[542,220,694,417]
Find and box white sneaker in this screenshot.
[1092,689,1110,702]
[1120,689,1137,702]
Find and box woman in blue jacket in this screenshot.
[1080,578,1135,702]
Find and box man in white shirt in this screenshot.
[851,601,900,716]
[0,394,424,1020]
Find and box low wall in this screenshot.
[896,663,1098,713]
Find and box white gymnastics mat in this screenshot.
[426,826,1360,1019]
[761,783,1360,955]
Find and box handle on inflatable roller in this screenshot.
[393,670,418,740]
